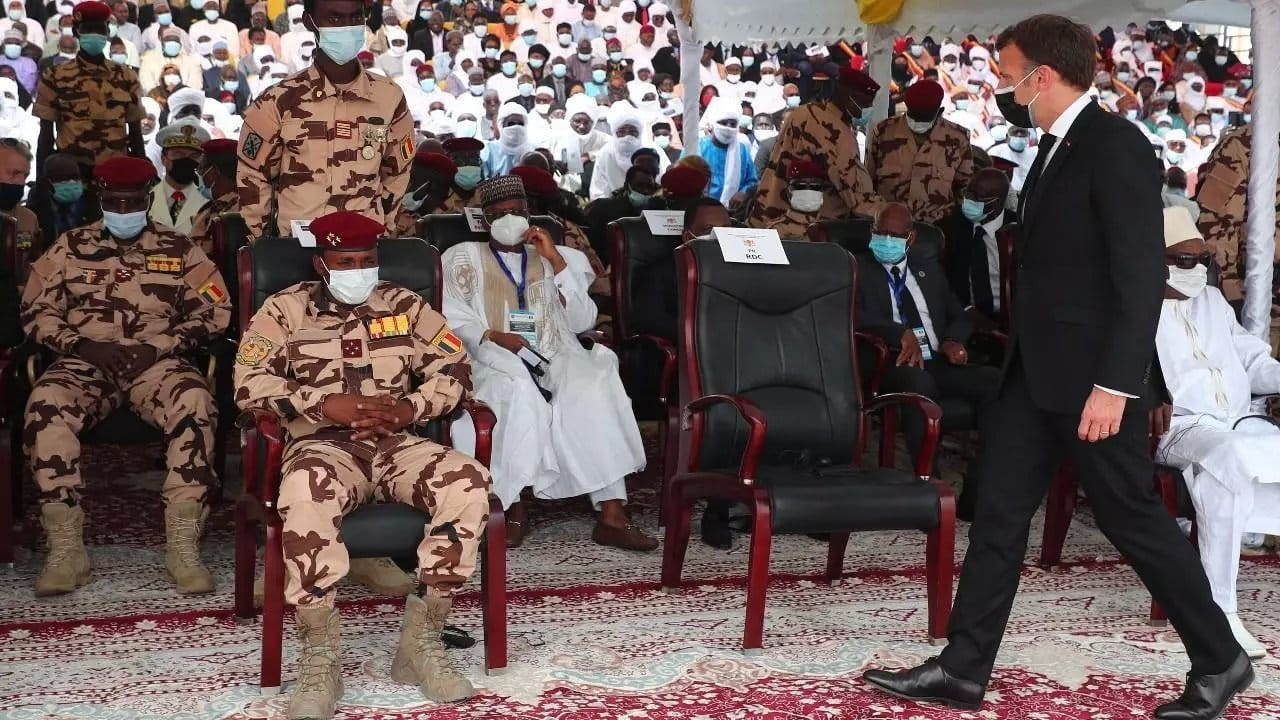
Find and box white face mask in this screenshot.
[500,124,527,147]
[613,133,641,158]
[1167,264,1207,299]
[760,73,775,86]
[322,261,379,305]
[489,213,529,247]
[712,124,737,144]
[906,118,934,134]
[789,188,823,213]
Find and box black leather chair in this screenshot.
[233,237,508,692]
[660,240,955,651]
[418,213,564,255]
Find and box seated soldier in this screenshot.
[1152,206,1280,661]
[748,158,830,241]
[438,137,486,213]
[393,150,458,236]
[189,137,239,256]
[939,167,1016,331]
[233,212,490,717]
[510,163,609,296]
[854,202,1000,514]
[22,156,230,597]
[660,163,711,212]
[442,176,654,551]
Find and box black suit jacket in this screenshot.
[1008,100,1165,413]
[940,208,1017,314]
[854,249,972,350]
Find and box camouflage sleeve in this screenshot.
[381,92,415,229]
[406,295,471,421]
[152,241,231,357]
[20,238,78,354]
[951,129,974,203]
[32,66,57,122]
[122,68,145,123]
[232,294,327,421]
[236,95,282,240]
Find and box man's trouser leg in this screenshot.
[126,358,217,506]
[24,357,121,503]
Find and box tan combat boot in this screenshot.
[390,594,475,703]
[35,502,91,596]
[347,557,415,596]
[165,502,214,595]
[287,605,344,720]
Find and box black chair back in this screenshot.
[677,240,862,470]
[419,213,563,255]
[609,216,679,341]
[210,213,250,333]
[810,217,944,263]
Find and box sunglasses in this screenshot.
[1166,252,1211,270]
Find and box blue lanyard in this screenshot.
[490,245,528,309]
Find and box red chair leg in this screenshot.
[482,496,507,675]
[742,494,773,652]
[824,533,849,585]
[927,487,956,644]
[1038,463,1076,568]
[260,517,285,694]
[660,480,693,589]
[878,406,898,468]
[234,498,257,620]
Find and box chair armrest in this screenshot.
[618,334,677,406]
[855,331,889,397]
[237,409,285,503]
[682,393,767,483]
[863,392,942,478]
[459,399,496,467]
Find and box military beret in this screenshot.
[631,147,660,164]
[156,118,210,150]
[442,137,485,156]
[904,80,944,115]
[309,211,383,251]
[837,66,880,95]
[74,1,112,22]
[202,138,237,156]
[510,164,557,196]
[414,150,457,175]
[477,175,526,208]
[660,164,708,198]
[357,50,374,62]
[786,159,826,181]
[94,156,158,188]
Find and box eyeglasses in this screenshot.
[482,207,527,224]
[1166,252,1211,269]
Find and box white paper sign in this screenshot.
[291,220,316,247]
[643,210,685,236]
[464,207,488,233]
[712,227,789,265]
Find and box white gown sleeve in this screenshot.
[1221,291,1280,395]
[441,246,491,353]
[552,247,598,333]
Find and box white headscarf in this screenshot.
[496,102,533,158]
[705,96,744,205]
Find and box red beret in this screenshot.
[309,211,383,251]
[414,150,457,175]
[837,67,880,95]
[442,137,485,156]
[904,80,944,116]
[93,156,157,188]
[786,159,825,181]
[989,157,1018,177]
[661,164,708,198]
[201,138,238,156]
[74,1,112,22]
[356,50,374,62]
[893,37,907,54]
[510,164,557,196]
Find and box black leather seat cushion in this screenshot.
[342,503,431,558]
[421,214,563,255]
[726,464,941,534]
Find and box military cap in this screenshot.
[414,150,457,175]
[94,156,158,188]
[630,147,660,165]
[837,66,880,95]
[476,175,526,208]
[442,137,485,156]
[660,164,707,198]
[904,80,944,116]
[202,138,238,156]
[786,159,826,181]
[510,165,557,196]
[310,211,384,251]
[73,1,112,22]
[156,118,211,150]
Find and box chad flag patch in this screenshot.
[146,255,183,274]
[368,314,410,339]
[199,280,227,304]
[432,327,462,354]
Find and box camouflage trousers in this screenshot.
[24,357,217,505]
[277,433,491,607]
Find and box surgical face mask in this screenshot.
[1215,54,1228,66]
[789,188,823,213]
[534,101,551,115]
[522,33,536,45]
[457,119,479,137]
[528,57,544,69]
[317,24,365,65]
[1161,90,1176,101]
[725,72,740,84]
[988,124,1008,142]
[518,82,534,97]
[1243,78,1253,90]
[602,31,615,41]
[552,64,567,77]
[419,8,431,19]
[906,117,934,134]
[489,213,529,246]
[558,33,573,46]
[578,52,592,62]
[1156,125,1172,138]
[961,198,986,222]
[196,173,213,200]
[628,189,651,207]
[1167,263,1207,298]
[954,99,970,111]
[1223,86,1238,99]
[163,72,181,87]
[469,83,485,95]
[484,47,499,59]
[6,8,21,20]
[994,65,1040,129]
[869,233,908,264]
[79,33,109,56]
[712,124,738,144]
[473,25,487,38]
[909,44,923,58]
[202,8,219,21]
[223,79,239,92]
[1166,150,1183,164]
[52,179,84,204]
[609,51,623,63]
[1195,123,1212,137]
[1007,136,1027,152]
[102,210,148,239]
[428,108,445,119]
[1125,108,1139,121]
[61,26,73,36]
[785,95,800,108]
[1116,71,1131,84]
[738,114,751,128]
[455,165,482,188]
[322,261,379,305]
[660,90,673,100]
[1184,50,1198,62]
[503,15,517,25]
[742,56,755,68]
[760,73,776,86]
[0,43,19,60]
[222,101,237,113]
[653,134,671,149]
[501,60,516,74]
[111,51,130,63]
[58,50,74,60]
[419,78,437,92]
[592,69,606,83]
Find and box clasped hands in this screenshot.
[322,393,416,441]
[76,339,157,382]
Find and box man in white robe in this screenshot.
[1153,206,1280,660]
[443,175,655,552]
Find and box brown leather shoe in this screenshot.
[505,520,527,549]
[591,521,659,552]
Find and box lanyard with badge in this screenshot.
[490,245,539,348]
[886,265,932,361]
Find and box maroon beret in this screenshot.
[309,211,383,251]
[510,164,558,196]
[201,138,238,156]
[74,1,112,22]
[93,156,157,188]
[904,80,944,115]
[661,164,708,198]
[442,137,485,156]
[786,159,825,181]
[414,150,457,175]
[837,66,880,95]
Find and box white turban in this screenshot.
[566,93,599,123]
[1163,206,1202,247]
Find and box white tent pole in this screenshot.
[674,11,702,156]
[868,24,894,124]
[1243,0,1279,339]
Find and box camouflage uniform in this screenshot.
[188,190,238,256]
[749,101,882,229]
[233,281,490,605]
[33,57,144,162]
[3,206,41,285]
[866,115,974,225]
[21,221,230,505]
[750,205,823,241]
[437,188,477,215]
[236,65,415,240]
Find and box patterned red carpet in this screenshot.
[2,435,1279,719]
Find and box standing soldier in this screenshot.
[866,80,974,226]
[233,211,489,719]
[189,138,240,256]
[236,0,414,240]
[33,2,145,176]
[21,156,230,597]
[749,67,883,229]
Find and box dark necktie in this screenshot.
[970,225,995,315]
[889,266,924,330]
[1021,132,1057,204]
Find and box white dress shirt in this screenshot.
[974,211,1005,312]
[881,258,939,351]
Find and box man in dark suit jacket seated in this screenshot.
[856,202,1001,486]
[940,168,1018,356]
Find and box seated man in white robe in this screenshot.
[443,175,655,552]
[1153,206,1280,660]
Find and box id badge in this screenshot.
[506,309,538,348]
[913,327,933,361]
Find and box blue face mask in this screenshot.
[552,64,567,77]
[223,79,239,91]
[501,60,516,75]
[196,174,213,200]
[455,165,483,189]
[961,198,987,222]
[163,40,181,56]
[592,69,606,83]
[1007,137,1027,152]
[419,78,435,92]
[528,57,544,69]
[419,8,431,19]
[317,24,365,65]
[78,33,109,56]
[102,210,149,239]
[629,190,651,207]
[869,233,908,264]
[52,179,84,204]
[3,44,20,60]
[786,95,801,108]
[558,33,572,46]
[484,47,499,59]
[157,12,172,25]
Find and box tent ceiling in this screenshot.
[1165,0,1252,27]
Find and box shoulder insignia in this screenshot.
[145,255,183,273]
[431,327,462,355]
[242,132,264,160]
[236,335,273,366]
[198,279,227,304]
[401,136,414,161]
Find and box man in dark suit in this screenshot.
[855,202,999,475]
[940,167,1016,332]
[863,15,1251,720]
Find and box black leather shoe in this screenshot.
[1154,652,1253,720]
[863,658,985,710]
